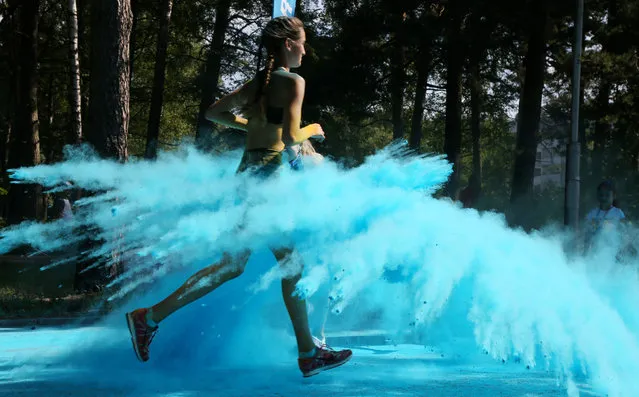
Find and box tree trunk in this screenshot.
[68,0,83,144]
[42,75,54,160]
[468,12,487,193]
[195,0,232,146]
[87,0,133,161]
[409,37,432,150]
[6,0,43,225]
[469,60,482,189]
[129,0,138,90]
[77,0,90,136]
[508,0,547,227]
[443,8,464,200]
[577,26,587,198]
[145,0,174,159]
[0,120,9,222]
[2,8,16,175]
[390,11,407,141]
[0,122,10,174]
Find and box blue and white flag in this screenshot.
[273,0,295,18]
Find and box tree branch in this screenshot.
[228,14,261,25]
[230,20,261,34]
[224,43,258,56]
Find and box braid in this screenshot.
[254,53,276,122]
[263,54,275,91]
[255,40,264,75]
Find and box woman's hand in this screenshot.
[306,123,325,142]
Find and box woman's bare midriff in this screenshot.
[245,123,285,152]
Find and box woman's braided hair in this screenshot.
[250,16,304,121]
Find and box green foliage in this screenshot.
[2,0,639,228]
[474,116,516,213]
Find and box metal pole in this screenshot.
[564,0,584,229]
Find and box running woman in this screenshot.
[125,16,352,378]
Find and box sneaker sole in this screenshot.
[125,312,146,362]
[302,353,353,378]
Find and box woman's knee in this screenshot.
[273,248,293,262]
[222,252,250,279]
[274,250,304,279]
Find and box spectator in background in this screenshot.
[584,180,626,253]
[51,182,74,220]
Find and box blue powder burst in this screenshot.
[1,142,639,396]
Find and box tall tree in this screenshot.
[145,0,174,159]
[469,59,482,179]
[509,0,548,225]
[0,4,17,175]
[443,4,464,199]
[76,0,90,136]
[6,0,43,224]
[409,35,432,149]
[68,0,83,144]
[195,0,232,146]
[87,0,133,160]
[409,5,438,149]
[467,9,492,193]
[390,9,408,140]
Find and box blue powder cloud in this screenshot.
[2,142,639,396]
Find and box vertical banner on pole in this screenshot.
[273,0,295,18]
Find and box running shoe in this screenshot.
[298,344,352,377]
[125,308,158,362]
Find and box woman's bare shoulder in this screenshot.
[269,70,304,102]
[273,69,305,84]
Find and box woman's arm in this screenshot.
[282,76,324,146]
[204,81,254,131]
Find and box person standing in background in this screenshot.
[584,180,626,253]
